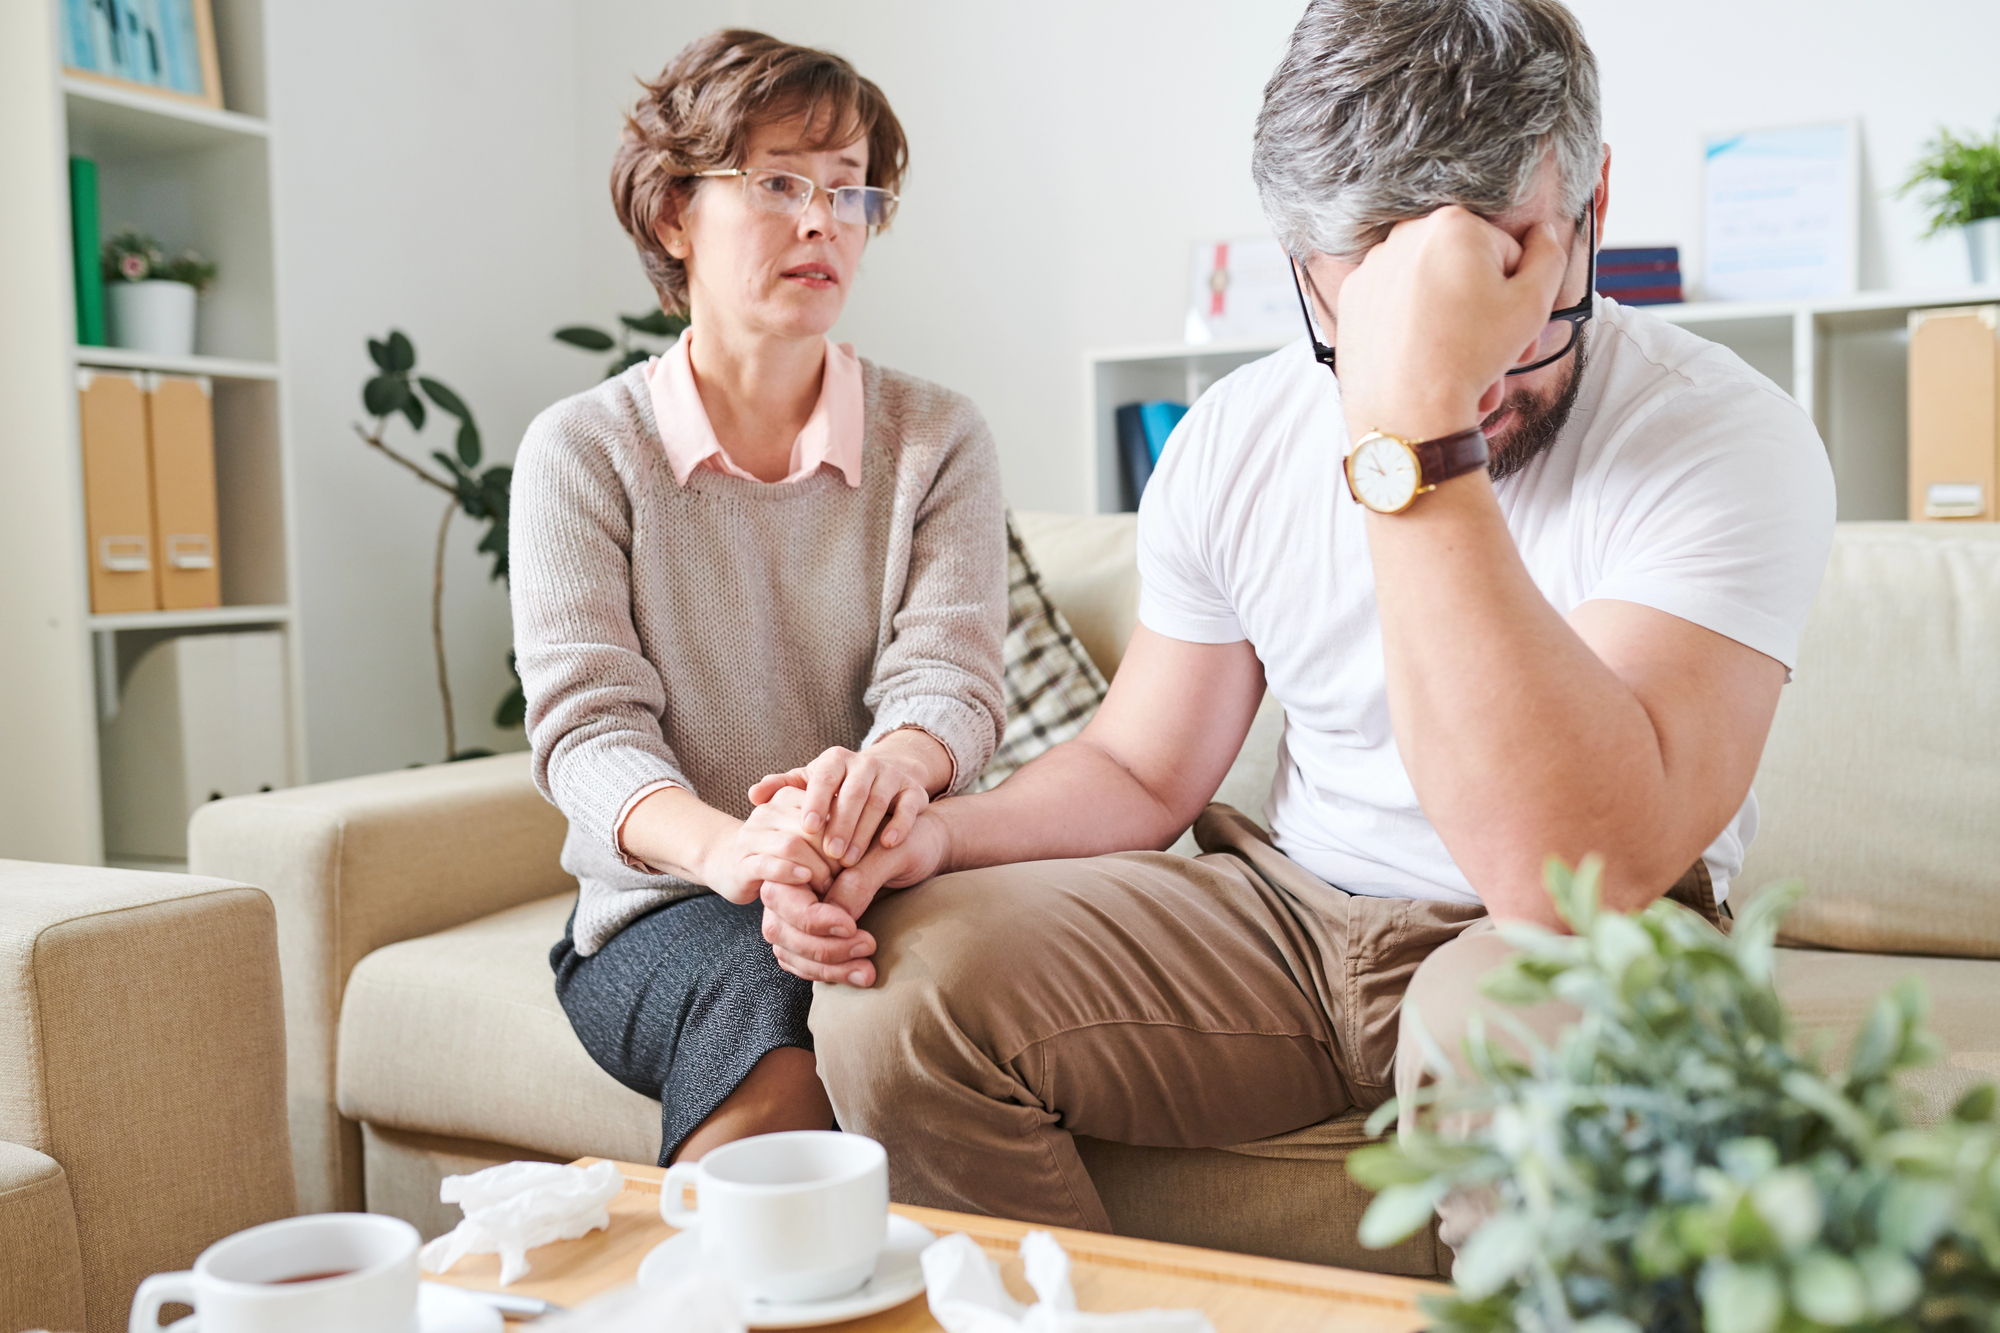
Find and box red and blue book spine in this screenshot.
[1597,246,1683,306]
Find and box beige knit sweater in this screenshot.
[510,359,1008,955]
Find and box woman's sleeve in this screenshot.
[510,407,693,857]
[861,400,1009,794]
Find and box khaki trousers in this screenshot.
[811,805,1496,1232]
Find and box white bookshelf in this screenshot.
[0,0,301,866]
[1085,286,2000,518]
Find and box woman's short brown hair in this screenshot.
[610,30,909,316]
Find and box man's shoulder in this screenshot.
[1582,299,1826,484]
[1593,298,1801,419]
[1157,338,1331,476]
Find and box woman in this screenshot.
[510,29,1007,1165]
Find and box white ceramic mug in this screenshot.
[128,1212,420,1333]
[661,1130,889,1303]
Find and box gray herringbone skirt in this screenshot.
[551,893,813,1164]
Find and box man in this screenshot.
[759,0,1835,1237]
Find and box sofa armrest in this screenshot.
[0,1142,84,1333]
[186,751,571,1215]
[0,862,292,1330]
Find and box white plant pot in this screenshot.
[108,279,198,356]
[1967,217,2000,286]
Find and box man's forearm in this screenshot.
[928,735,1190,875]
[1365,471,1681,920]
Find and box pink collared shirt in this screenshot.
[617,330,867,870]
[648,329,865,488]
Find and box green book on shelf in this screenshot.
[70,157,106,347]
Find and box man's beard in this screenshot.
[1483,328,1587,482]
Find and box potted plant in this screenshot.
[101,230,218,356]
[351,330,518,761]
[1350,858,2000,1333]
[1900,127,2000,285]
[553,308,688,378]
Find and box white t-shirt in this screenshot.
[1137,297,1836,907]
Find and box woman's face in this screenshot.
[661,114,871,343]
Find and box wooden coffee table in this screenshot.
[424,1158,1445,1331]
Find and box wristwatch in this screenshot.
[1343,426,1489,514]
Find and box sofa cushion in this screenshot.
[1013,511,1139,680]
[1775,946,1999,1125]
[1737,524,2000,958]
[336,894,663,1167]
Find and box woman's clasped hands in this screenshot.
[739,731,952,987]
[747,736,941,866]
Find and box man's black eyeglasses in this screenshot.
[1288,207,1597,378]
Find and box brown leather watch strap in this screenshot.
[1411,426,1489,487]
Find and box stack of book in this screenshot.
[1595,246,1683,306]
[1116,400,1188,507]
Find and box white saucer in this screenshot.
[636,1213,935,1329]
[164,1280,502,1333]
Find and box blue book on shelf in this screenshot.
[1115,404,1154,508]
[1137,401,1188,464]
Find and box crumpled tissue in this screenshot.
[921,1230,1216,1333]
[539,1272,743,1333]
[418,1159,625,1285]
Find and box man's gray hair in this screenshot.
[1253,0,1601,260]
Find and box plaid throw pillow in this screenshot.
[974,514,1110,791]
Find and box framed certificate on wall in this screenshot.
[1701,121,1858,302]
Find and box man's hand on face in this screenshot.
[759,805,951,987]
[1332,205,1569,442]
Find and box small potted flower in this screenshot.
[101,230,219,357]
[1900,125,2000,285]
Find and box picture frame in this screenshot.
[1700,120,1859,302]
[1185,237,1301,345]
[59,0,225,112]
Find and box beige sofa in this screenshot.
[188,518,2000,1277]
[0,863,295,1333]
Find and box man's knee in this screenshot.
[1395,921,1577,1115]
[1399,924,1521,1074]
[810,862,1097,1116]
[808,873,991,1113]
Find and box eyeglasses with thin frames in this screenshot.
[693,167,899,228]
[1288,207,1597,378]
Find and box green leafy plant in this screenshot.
[101,229,218,292]
[1900,126,2000,236]
[1349,858,2000,1333]
[353,330,523,760]
[554,309,688,378]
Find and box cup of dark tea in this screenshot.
[127,1213,420,1333]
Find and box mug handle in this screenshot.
[660,1162,702,1229]
[130,1271,197,1333]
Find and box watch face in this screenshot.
[1347,435,1421,513]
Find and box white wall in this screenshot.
[268,0,1999,781]
[267,0,598,779]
